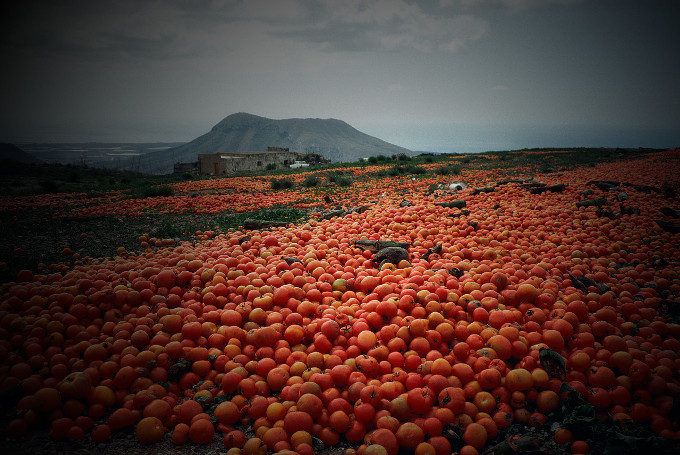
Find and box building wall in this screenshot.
[198,151,297,176]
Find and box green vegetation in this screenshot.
[367,154,389,164]
[435,164,462,175]
[150,222,192,239]
[138,184,175,198]
[327,172,353,187]
[271,177,294,190]
[302,175,320,187]
[0,161,192,197]
[372,164,426,178]
[336,176,352,187]
[213,207,307,231]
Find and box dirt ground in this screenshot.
[0,209,221,285]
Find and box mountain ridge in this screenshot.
[131,113,413,173]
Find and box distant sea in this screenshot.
[16,142,186,169]
[372,123,680,155]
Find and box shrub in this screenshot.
[336,177,352,187]
[142,185,174,198]
[327,173,351,186]
[407,165,426,175]
[435,165,461,176]
[388,166,401,177]
[67,171,81,183]
[265,163,277,171]
[303,175,319,187]
[40,180,59,193]
[271,178,293,190]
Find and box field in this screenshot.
[1,148,680,455]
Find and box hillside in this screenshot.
[126,113,413,174]
[0,143,42,164]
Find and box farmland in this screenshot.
[1,148,680,454]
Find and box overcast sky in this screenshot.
[2,0,678,153]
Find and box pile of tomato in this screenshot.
[1,150,680,455]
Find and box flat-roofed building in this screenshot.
[198,147,296,176]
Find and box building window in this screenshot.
[257,161,262,167]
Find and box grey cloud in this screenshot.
[439,0,583,9]
[2,0,489,64]
[273,0,489,53]
[1,1,235,63]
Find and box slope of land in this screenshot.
[0,143,42,164]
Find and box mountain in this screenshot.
[127,113,413,174]
[0,143,43,164]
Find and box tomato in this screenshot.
[59,371,92,400]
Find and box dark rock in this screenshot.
[449,209,471,218]
[470,187,494,195]
[530,184,566,194]
[655,220,680,234]
[661,207,680,218]
[589,180,620,191]
[495,178,526,186]
[374,247,410,268]
[619,205,640,216]
[435,200,466,209]
[588,180,620,186]
[596,208,616,219]
[576,197,607,207]
[622,182,662,193]
[354,240,411,253]
[517,182,546,189]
